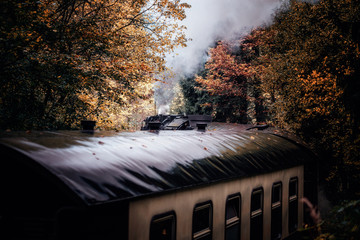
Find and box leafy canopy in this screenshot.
[0,0,190,129]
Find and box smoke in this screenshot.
[156,0,283,113]
[167,0,283,76]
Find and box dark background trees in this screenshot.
[259,0,360,201]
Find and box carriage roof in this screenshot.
[0,123,315,206]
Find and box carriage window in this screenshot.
[272,183,282,205]
[289,177,298,233]
[192,201,213,240]
[271,182,282,240]
[289,178,298,198]
[251,188,263,240]
[150,212,176,240]
[225,194,241,240]
[251,189,263,214]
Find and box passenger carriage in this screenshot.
[0,116,318,240]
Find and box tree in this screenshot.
[0,0,190,129]
[253,0,360,200]
[169,83,185,114]
[194,40,266,123]
[179,71,213,116]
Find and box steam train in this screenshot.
[0,115,318,240]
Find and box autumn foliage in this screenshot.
[0,0,190,130]
[182,0,360,200]
[195,42,254,97]
[190,40,266,123]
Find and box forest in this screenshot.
[1,0,360,238]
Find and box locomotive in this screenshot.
[0,115,318,240]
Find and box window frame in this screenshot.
[288,177,299,233]
[251,188,264,218]
[250,187,264,240]
[225,193,241,240]
[149,211,176,240]
[192,201,213,240]
[271,182,282,209]
[289,177,298,201]
[271,182,283,240]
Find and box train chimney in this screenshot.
[81,120,96,133]
[188,115,212,131]
[196,123,208,131]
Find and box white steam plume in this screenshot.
[167,0,282,75]
[156,0,284,113]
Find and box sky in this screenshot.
[156,0,283,112]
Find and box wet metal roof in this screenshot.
[0,123,315,205]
